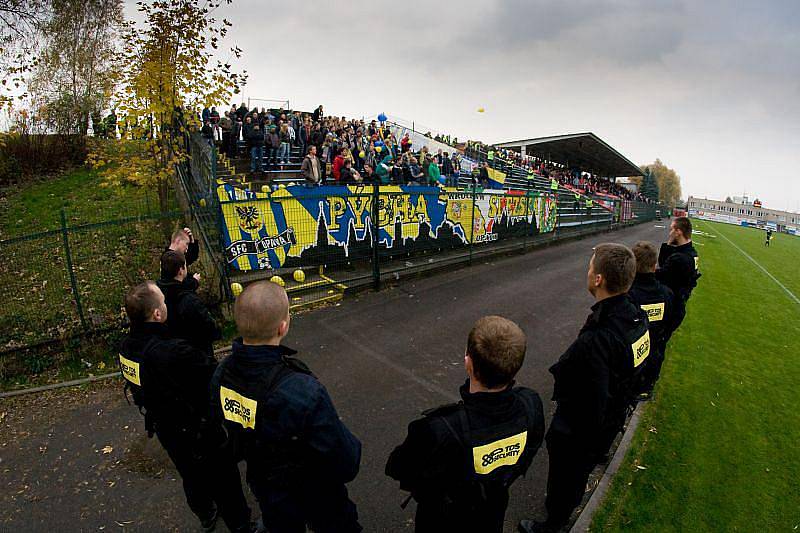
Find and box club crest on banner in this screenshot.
[236,205,263,233]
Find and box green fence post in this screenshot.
[371,185,381,290]
[523,184,531,252]
[211,144,218,182]
[60,208,89,332]
[469,183,476,264]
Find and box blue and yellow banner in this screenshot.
[218,184,557,271]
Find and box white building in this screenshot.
[687,196,800,235]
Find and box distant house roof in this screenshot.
[494,132,644,177]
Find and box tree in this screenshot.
[28,0,123,135]
[640,167,660,202]
[725,196,733,203]
[0,0,49,109]
[89,0,246,229]
[639,159,682,206]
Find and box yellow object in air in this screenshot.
[293,270,306,283]
[477,107,485,113]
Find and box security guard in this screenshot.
[519,244,650,533]
[162,227,200,290]
[157,250,221,357]
[118,281,252,532]
[657,216,700,327]
[210,281,362,533]
[550,177,559,192]
[629,241,679,396]
[387,316,545,533]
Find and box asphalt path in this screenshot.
[0,222,667,532]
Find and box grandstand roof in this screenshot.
[494,132,645,177]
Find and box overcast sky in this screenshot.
[130,0,799,210]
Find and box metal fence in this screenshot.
[0,129,661,377]
[0,197,185,374]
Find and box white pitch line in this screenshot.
[708,224,800,305]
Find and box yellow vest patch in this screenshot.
[694,256,699,270]
[220,386,258,429]
[472,431,527,475]
[632,330,651,368]
[119,354,141,386]
[640,302,665,322]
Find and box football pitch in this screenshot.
[593,220,800,531]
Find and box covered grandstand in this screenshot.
[494,132,644,179]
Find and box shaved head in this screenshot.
[234,280,290,343]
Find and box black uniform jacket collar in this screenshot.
[664,240,695,254]
[157,277,195,296]
[230,338,298,362]
[129,321,170,339]
[589,293,631,324]
[459,379,516,412]
[633,272,658,287]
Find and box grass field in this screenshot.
[0,169,186,386]
[592,220,800,531]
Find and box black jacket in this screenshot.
[210,342,361,529]
[548,294,650,448]
[628,272,679,354]
[657,241,699,302]
[156,278,221,356]
[246,126,264,149]
[118,322,217,430]
[163,241,199,266]
[386,381,544,533]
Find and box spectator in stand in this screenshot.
[311,123,325,157]
[479,162,491,188]
[235,102,247,122]
[362,163,376,183]
[375,154,393,185]
[401,133,411,153]
[441,151,454,185]
[301,145,321,187]
[427,155,441,186]
[340,159,361,184]
[229,115,242,158]
[450,153,461,187]
[242,115,253,141]
[278,123,291,165]
[332,147,345,183]
[201,121,214,145]
[202,106,211,125]
[408,157,424,185]
[299,117,312,162]
[219,112,232,155]
[210,107,220,141]
[313,105,323,121]
[247,123,264,174]
[266,126,280,170]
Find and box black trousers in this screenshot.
[156,425,251,530]
[544,430,600,529]
[640,345,666,392]
[248,477,361,533]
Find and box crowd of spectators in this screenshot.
[463,141,653,203]
[199,104,468,187]
[198,103,651,202]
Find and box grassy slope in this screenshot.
[592,220,800,531]
[0,169,184,386]
[0,168,159,239]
